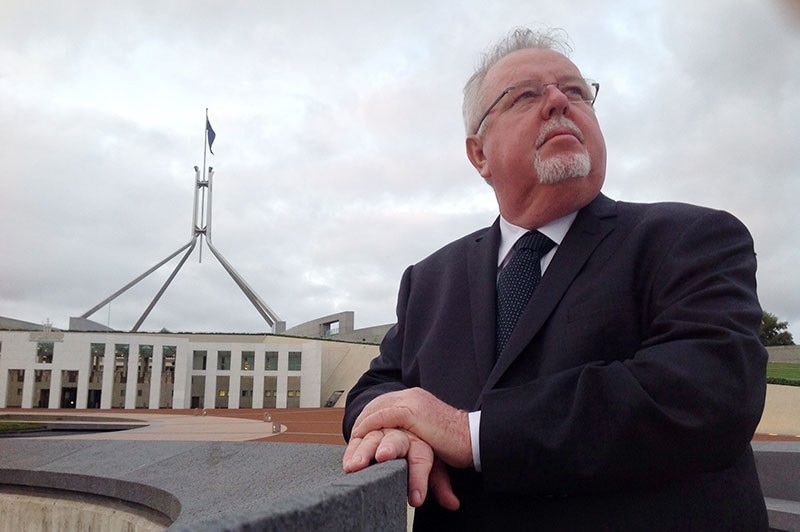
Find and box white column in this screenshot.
[125,351,138,409]
[204,350,217,409]
[21,370,35,409]
[228,356,242,408]
[276,348,288,408]
[149,346,163,410]
[253,348,265,409]
[300,343,322,408]
[48,369,62,409]
[173,345,190,409]
[101,343,114,409]
[0,368,7,409]
[75,368,89,409]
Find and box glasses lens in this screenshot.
[511,79,597,105]
[558,79,594,103]
[583,79,598,104]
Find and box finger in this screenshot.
[342,430,383,472]
[351,388,422,437]
[429,458,460,511]
[374,428,411,463]
[342,435,365,470]
[352,405,414,440]
[406,437,434,507]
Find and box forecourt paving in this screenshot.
[1,411,284,442]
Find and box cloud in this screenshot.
[1,0,798,338]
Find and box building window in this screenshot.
[115,344,129,383]
[287,376,301,407]
[288,352,302,371]
[193,351,207,371]
[218,351,231,371]
[215,375,230,408]
[162,346,176,384]
[36,342,54,363]
[241,351,255,371]
[323,320,340,338]
[263,376,277,408]
[90,343,105,375]
[265,352,278,371]
[138,345,153,383]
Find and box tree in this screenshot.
[759,311,795,346]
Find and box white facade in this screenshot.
[0,329,341,411]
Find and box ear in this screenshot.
[466,134,491,180]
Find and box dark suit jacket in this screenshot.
[344,194,768,531]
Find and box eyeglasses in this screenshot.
[473,78,599,134]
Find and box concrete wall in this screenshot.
[284,311,356,339]
[0,487,170,531]
[320,342,381,407]
[756,384,800,436]
[336,324,394,344]
[767,345,800,364]
[282,311,393,344]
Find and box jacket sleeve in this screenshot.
[342,265,415,441]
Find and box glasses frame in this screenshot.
[473,79,599,135]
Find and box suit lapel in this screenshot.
[467,219,502,384]
[478,195,618,401]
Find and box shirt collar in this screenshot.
[497,211,577,267]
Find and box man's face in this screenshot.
[466,48,607,227]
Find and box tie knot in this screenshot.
[515,231,555,255]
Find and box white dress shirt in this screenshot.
[469,211,577,472]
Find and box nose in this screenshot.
[540,84,569,119]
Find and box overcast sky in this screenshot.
[2,0,798,339]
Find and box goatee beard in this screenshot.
[535,151,591,184]
[534,116,591,184]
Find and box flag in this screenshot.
[206,117,216,154]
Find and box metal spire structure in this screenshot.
[80,111,284,333]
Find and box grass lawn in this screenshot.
[766,362,800,386]
[0,421,46,432]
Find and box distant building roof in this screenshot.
[0,316,59,331]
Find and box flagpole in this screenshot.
[199,108,210,263]
[203,108,209,181]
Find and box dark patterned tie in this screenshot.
[496,231,555,357]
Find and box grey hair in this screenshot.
[462,27,573,135]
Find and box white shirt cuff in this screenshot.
[468,410,482,472]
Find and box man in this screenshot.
[342,28,768,530]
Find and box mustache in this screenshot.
[536,116,585,148]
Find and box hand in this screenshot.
[349,388,473,469]
[343,428,460,510]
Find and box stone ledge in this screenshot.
[0,439,407,530]
[753,441,800,532]
[764,497,800,532]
